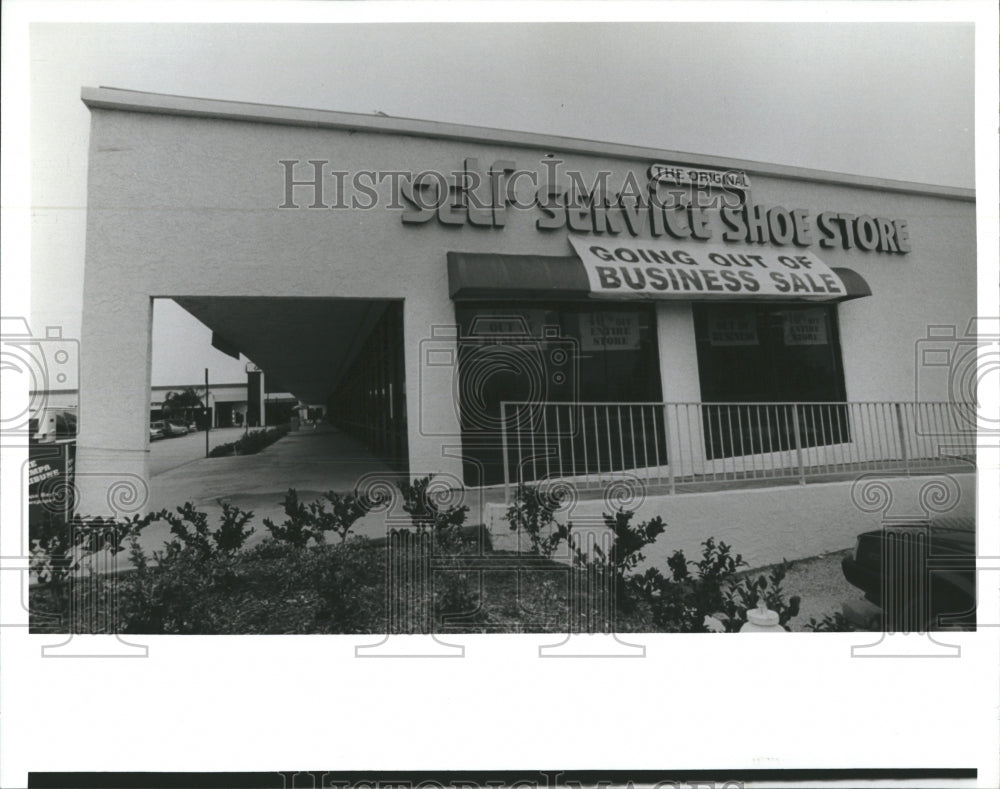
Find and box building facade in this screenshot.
[75,88,977,563]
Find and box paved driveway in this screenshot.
[149,427,247,475]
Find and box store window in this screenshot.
[693,303,849,459]
[453,302,662,485]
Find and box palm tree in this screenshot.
[162,388,204,422]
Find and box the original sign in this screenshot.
[648,163,751,191]
[569,236,850,301]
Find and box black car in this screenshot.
[842,516,976,631]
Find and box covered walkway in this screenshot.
[138,424,400,556]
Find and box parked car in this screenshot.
[33,408,78,442]
[150,421,166,441]
[162,420,189,437]
[841,516,976,631]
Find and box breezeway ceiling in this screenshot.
[171,297,395,404]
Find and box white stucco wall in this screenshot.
[76,90,976,518]
[486,471,976,570]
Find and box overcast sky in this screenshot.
[12,10,988,386]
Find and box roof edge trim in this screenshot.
[81,86,975,202]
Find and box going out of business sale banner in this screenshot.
[569,235,849,300]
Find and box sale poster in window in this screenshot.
[578,311,641,351]
[783,309,829,345]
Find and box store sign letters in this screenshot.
[392,157,911,255]
[568,236,849,301]
[279,157,912,254]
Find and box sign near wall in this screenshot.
[578,311,641,351]
[568,236,849,301]
[467,309,548,337]
[709,311,758,346]
[648,163,751,191]
[783,309,829,345]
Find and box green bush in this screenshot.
[804,612,859,632]
[32,483,809,635]
[116,499,386,634]
[29,508,155,632]
[118,534,386,634]
[398,475,469,531]
[263,488,371,546]
[504,482,569,558]
[624,540,801,632]
[208,425,289,457]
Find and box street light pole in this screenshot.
[205,367,210,458]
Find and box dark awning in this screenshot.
[448,250,871,302]
[448,253,592,300]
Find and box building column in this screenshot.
[402,295,464,484]
[655,302,706,479]
[75,294,153,519]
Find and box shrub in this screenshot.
[397,475,470,554]
[721,560,802,631]
[804,612,860,632]
[504,482,569,558]
[263,488,371,546]
[589,509,667,577]
[624,540,802,632]
[433,567,488,630]
[157,501,255,559]
[208,426,289,457]
[118,536,386,634]
[29,508,155,632]
[117,500,387,634]
[311,538,386,633]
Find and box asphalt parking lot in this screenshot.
[149,427,247,476]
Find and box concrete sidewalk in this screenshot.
[139,424,401,556]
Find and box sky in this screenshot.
[6,6,993,387]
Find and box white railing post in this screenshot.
[791,405,806,485]
[663,403,676,495]
[894,402,910,474]
[495,399,952,496]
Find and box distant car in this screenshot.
[841,517,976,631]
[163,420,189,437]
[33,408,78,442]
[150,421,166,441]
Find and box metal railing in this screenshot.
[500,401,977,503]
